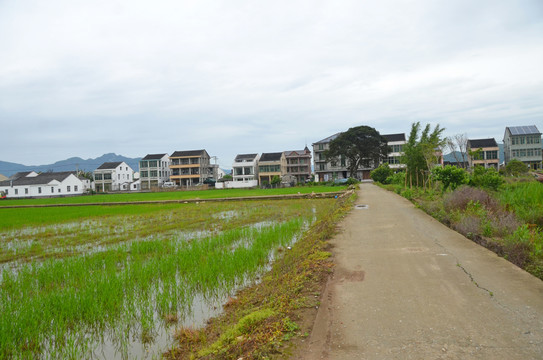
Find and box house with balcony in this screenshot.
[139,153,170,190]
[169,150,212,187]
[383,133,406,169]
[467,138,499,169]
[0,171,85,198]
[285,147,312,183]
[233,153,260,184]
[313,131,392,182]
[93,162,135,192]
[258,152,287,185]
[503,125,542,170]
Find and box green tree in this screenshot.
[470,166,504,190]
[324,125,389,179]
[370,163,394,184]
[432,165,468,192]
[505,159,529,176]
[402,122,445,188]
[271,175,281,187]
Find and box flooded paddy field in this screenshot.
[0,199,336,359]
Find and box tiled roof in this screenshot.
[285,150,310,157]
[313,133,341,145]
[142,154,168,160]
[235,154,258,161]
[9,171,33,180]
[170,150,208,157]
[96,162,123,170]
[260,152,283,162]
[383,133,406,142]
[468,138,498,148]
[0,172,75,186]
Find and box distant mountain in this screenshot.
[0,153,141,177]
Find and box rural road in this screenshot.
[296,183,543,359]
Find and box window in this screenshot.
[140,161,148,168]
[58,189,61,193]
[486,151,498,160]
[74,185,78,191]
[141,171,148,178]
[104,174,112,180]
[67,186,71,192]
[51,187,54,193]
[118,174,121,180]
[520,137,526,144]
[95,174,103,180]
[38,187,42,194]
[318,144,324,150]
[319,163,326,171]
[4,189,7,195]
[15,189,18,195]
[150,170,158,177]
[149,161,158,167]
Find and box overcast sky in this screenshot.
[1,0,542,168]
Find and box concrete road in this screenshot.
[298,183,543,359]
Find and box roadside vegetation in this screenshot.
[0,192,354,359]
[372,155,543,280]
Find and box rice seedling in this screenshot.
[0,198,337,359]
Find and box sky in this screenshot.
[1,0,542,169]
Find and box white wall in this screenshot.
[215,180,258,189]
[0,174,85,198]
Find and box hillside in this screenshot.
[0,153,141,177]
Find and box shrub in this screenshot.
[432,165,468,192]
[452,215,482,239]
[345,177,359,186]
[443,186,499,212]
[386,171,406,185]
[370,164,393,184]
[470,166,504,191]
[505,159,529,176]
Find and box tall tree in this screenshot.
[402,122,445,188]
[445,133,468,168]
[324,126,389,179]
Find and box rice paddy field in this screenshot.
[0,196,340,359]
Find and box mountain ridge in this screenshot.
[0,153,141,177]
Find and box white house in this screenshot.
[383,133,407,169]
[231,153,260,187]
[139,153,170,190]
[0,171,85,198]
[93,162,135,192]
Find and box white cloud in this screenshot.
[0,0,542,167]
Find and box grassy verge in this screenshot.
[0,185,346,207]
[164,191,356,359]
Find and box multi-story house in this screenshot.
[313,131,399,182]
[169,150,212,187]
[503,126,542,170]
[0,171,85,198]
[467,138,499,169]
[139,153,170,190]
[233,154,260,183]
[258,152,287,185]
[383,133,406,169]
[285,147,312,183]
[94,162,134,192]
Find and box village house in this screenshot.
[0,171,85,198]
[503,125,542,170]
[258,152,287,185]
[284,147,312,183]
[467,138,499,169]
[93,162,135,192]
[169,149,213,187]
[139,153,170,190]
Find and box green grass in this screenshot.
[0,198,339,359]
[0,185,346,207]
[498,181,543,226]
